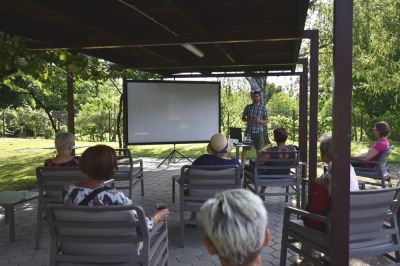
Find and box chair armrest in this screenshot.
[351,159,379,165]
[149,220,166,238]
[132,158,143,166]
[104,179,115,188]
[285,206,328,224]
[173,175,182,184]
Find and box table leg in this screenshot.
[5,206,15,241]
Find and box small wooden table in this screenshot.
[0,191,38,241]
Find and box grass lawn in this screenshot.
[0,138,398,191]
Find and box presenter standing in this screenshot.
[241,91,269,164]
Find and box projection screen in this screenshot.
[124,80,220,145]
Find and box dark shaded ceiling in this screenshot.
[0,0,310,76]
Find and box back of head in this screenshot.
[319,134,333,158]
[55,132,75,152]
[200,189,268,265]
[207,133,233,157]
[273,127,288,143]
[79,145,116,180]
[375,121,390,137]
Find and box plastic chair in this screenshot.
[46,205,168,266]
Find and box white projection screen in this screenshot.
[124,80,220,145]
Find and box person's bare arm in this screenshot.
[352,147,378,161]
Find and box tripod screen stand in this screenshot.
[157,144,192,168]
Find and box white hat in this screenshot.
[207,133,233,155]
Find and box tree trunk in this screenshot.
[25,89,58,133]
[66,68,75,134]
[117,94,123,148]
[352,105,357,141]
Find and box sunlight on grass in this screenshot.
[0,138,398,191]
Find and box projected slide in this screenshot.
[124,81,220,144]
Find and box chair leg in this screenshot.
[285,186,289,202]
[172,178,175,203]
[35,206,42,250]
[180,209,184,248]
[141,176,144,196]
[280,231,288,266]
[129,179,133,199]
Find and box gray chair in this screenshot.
[280,187,400,266]
[35,167,86,250]
[46,205,168,266]
[352,147,392,188]
[114,148,144,199]
[35,167,114,250]
[244,151,301,208]
[179,165,241,247]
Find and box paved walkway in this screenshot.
[0,159,398,266]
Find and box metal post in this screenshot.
[330,0,353,264]
[303,30,319,182]
[298,58,309,164]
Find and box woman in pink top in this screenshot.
[351,121,390,167]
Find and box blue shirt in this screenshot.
[242,103,267,134]
[193,154,243,177]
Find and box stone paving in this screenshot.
[0,158,398,266]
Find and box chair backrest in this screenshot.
[349,187,400,244]
[113,148,133,182]
[36,167,86,205]
[181,165,240,199]
[46,205,155,265]
[255,150,299,179]
[377,147,392,174]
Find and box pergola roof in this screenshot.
[0,0,309,76]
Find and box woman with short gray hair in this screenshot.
[44,132,79,167]
[318,134,359,192]
[200,189,269,266]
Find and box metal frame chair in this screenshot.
[35,167,86,250]
[178,164,241,247]
[280,187,400,265]
[114,148,144,199]
[46,205,168,266]
[244,150,302,208]
[352,147,392,188]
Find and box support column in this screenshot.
[303,30,319,182]
[330,0,353,264]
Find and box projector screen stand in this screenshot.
[157,144,192,168]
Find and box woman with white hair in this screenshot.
[318,134,359,192]
[201,189,269,266]
[44,132,79,167]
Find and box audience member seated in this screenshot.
[62,144,169,231]
[200,189,269,266]
[317,134,359,193]
[193,133,243,177]
[44,132,79,167]
[351,121,390,168]
[258,127,298,195]
[189,133,244,222]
